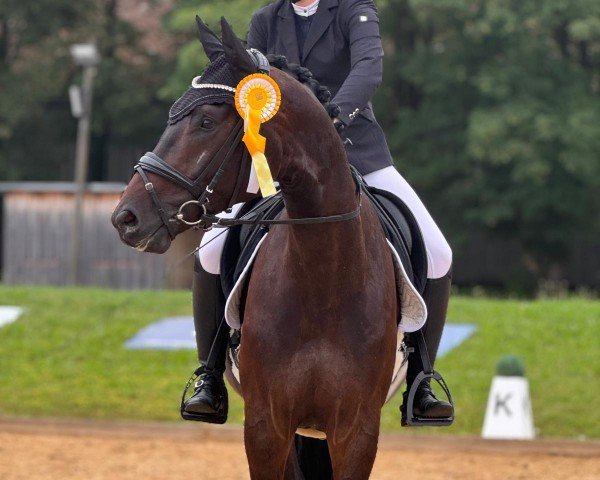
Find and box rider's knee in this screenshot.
[198,244,222,275]
[427,239,452,280]
[194,252,203,273]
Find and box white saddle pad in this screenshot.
[224,235,427,332]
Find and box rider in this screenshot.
[182,0,454,425]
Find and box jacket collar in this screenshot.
[277,1,301,64]
[301,0,338,61]
[277,0,339,63]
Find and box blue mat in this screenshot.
[125,317,196,350]
[126,317,476,356]
[437,323,477,357]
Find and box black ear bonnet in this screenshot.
[168,49,270,125]
[168,55,237,125]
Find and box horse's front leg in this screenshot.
[243,404,300,480]
[327,408,382,480]
[241,352,302,479]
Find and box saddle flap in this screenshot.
[365,186,428,296]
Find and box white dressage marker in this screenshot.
[0,306,24,328]
[482,376,535,440]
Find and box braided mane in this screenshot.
[266,54,340,120]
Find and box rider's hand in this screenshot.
[333,117,351,145]
[333,117,346,135]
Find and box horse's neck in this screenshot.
[276,134,357,221]
[273,131,367,269]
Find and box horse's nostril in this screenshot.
[116,209,138,227]
[124,210,136,225]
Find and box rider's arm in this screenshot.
[333,0,384,126]
[247,12,268,53]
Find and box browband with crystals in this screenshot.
[191,78,237,92]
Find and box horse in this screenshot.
[112,18,399,479]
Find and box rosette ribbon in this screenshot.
[235,73,281,198]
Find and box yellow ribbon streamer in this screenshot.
[242,105,277,197]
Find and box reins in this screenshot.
[201,202,361,228]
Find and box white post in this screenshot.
[68,43,99,285]
[482,376,535,440]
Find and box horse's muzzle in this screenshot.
[111,205,172,253]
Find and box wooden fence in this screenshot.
[1,183,597,291]
[0,183,199,289]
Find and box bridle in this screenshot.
[133,50,362,238]
[134,118,249,237]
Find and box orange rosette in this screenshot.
[235,74,281,197]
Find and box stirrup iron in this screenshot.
[405,330,454,427]
[180,365,228,424]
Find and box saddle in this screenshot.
[220,168,428,320]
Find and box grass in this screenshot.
[381,296,600,438]
[0,285,598,439]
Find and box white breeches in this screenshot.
[198,166,452,279]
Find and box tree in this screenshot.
[0,1,90,178]
[376,0,600,284]
[160,0,265,99]
[0,0,173,181]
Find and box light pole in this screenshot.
[69,43,100,285]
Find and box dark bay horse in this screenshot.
[112,18,398,479]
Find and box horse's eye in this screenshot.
[201,118,215,130]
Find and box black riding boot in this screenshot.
[181,258,229,424]
[401,269,454,425]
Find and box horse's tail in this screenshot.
[294,435,332,479]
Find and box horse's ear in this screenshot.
[195,16,223,62]
[220,17,256,79]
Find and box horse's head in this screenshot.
[112,18,284,253]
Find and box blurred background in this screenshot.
[0,0,598,294]
[0,2,599,470]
